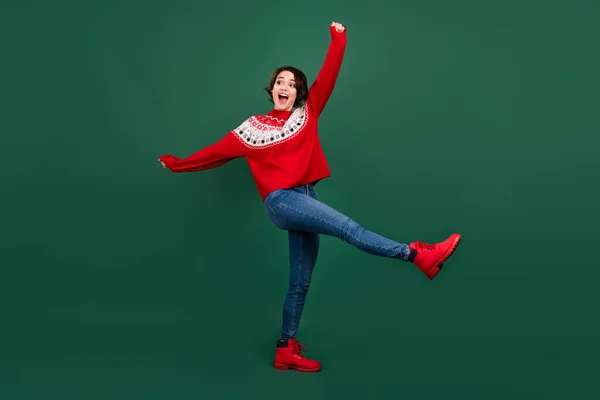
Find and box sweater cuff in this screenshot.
[330,25,347,39]
[159,155,179,169]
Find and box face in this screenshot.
[271,70,297,111]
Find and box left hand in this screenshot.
[331,21,345,33]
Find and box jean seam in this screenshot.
[290,232,303,339]
[265,202,280,227]
[274,199,396,254]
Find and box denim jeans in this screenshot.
[264,184,411,341]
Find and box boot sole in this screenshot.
[274,362,321,372]
[426,234,461,280]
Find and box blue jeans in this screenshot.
[264,184,411,341]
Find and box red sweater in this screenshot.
[159,26,347,200]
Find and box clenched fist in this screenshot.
[331,21,345,33]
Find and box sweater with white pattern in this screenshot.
[159,26,347,200]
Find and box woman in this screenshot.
[159,21,461,372]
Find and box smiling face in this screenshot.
[271,70,297,111]
[264,66,308,110]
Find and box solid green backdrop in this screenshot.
[1,0,599,398]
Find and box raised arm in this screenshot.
[307,22,348,118]
[159,131,245,173]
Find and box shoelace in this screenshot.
[416,241,436,251]
[293,341,308,356]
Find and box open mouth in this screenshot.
[277,93,289,104]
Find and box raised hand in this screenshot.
[331,21,345,33]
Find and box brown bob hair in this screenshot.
[264,66,309,108]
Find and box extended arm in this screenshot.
[159,131,245,173]
[307,22,348,118]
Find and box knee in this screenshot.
[339,218,361,241]
[287,280,310,295]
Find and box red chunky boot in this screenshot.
[274,338,321,372]
[409,233,462,280]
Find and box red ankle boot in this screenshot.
[274,338,321,372]
[410,233,461,280]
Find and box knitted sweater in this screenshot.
[159,26,347,200]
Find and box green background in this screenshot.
[2,0,599,398]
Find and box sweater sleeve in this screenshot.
[307,25,347,118]
[159,131,245,173]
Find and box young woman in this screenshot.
[159,21,461,372]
